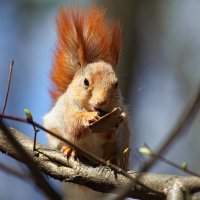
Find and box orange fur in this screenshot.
[50,6,121,101]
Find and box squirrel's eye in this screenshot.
[84,78,89,86]
[114,81,118,89]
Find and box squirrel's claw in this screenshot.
[61,145,77,158]
[82,112,100,127]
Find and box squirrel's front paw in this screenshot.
[61,145,77,158]
[82,112,100,127]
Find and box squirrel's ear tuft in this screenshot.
[72,9,87,67]
[109,21,121,67]
[56,7,87,67]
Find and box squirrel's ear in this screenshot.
[109,21,121,67]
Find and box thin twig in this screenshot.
[2,60,14,114]
[33,125,40,151]
[158,156,200,178]
[143,144,200,178]
[24,109,40,151]
[0,120,61,200]
[28,119,40,152]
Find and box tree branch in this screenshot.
[1,127,200,200]
[0,122,61,200]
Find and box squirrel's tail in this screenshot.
[50,6,121,101]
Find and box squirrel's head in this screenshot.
[71,61,118,113]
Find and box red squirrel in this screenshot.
[43,6,131,169]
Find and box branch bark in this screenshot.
[0,127,200,200]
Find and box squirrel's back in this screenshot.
[50,6,121,101]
